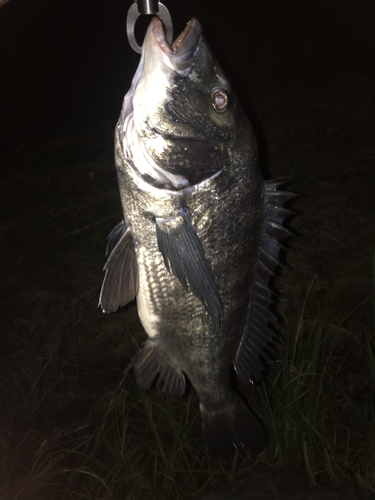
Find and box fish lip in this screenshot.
[150,16,202,73]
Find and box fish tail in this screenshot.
[200,394,267,456]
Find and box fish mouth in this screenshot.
[150,16,202,73]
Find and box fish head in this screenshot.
[120,17,256,189]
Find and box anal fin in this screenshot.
[132,341,186,399]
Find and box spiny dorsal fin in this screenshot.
[234,180,295,383]
[99,222,139,313]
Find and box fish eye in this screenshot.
[211,87,229,113]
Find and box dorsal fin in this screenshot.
[234,181,295,383]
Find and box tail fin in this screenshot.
[200,394,267,456]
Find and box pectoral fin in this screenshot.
[99,221,139,313]
[155,207,222,331]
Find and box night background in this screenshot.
[1,0,375,498]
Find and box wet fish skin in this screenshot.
[100,17,293,456]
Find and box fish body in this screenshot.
[100,17,293,455]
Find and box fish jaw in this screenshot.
[121,15,236,187]
[142,16,202,78]
[132,17,203,142]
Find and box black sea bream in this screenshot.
[99,17,293,455]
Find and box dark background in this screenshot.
[1,0,374,152]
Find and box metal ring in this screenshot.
[126,2,173,54]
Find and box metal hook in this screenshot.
[126,0,173,54]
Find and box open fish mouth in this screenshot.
[150,16,202,73]
[171,19,195,51]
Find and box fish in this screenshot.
[99,16,293,456]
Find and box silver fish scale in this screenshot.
[100,17,294,456]
[115,121,264,403]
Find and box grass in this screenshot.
[1,277,374,499]
[261,283,375,488]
